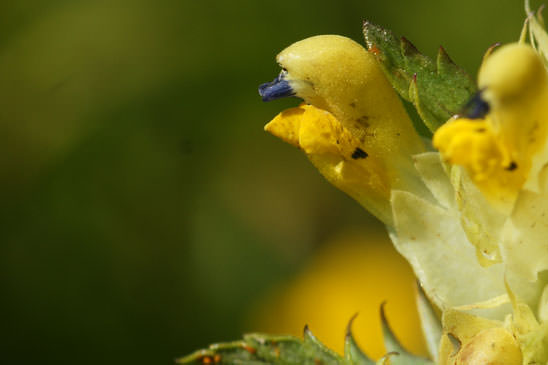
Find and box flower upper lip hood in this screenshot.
[479,43,546,106]
[274,34,375,120]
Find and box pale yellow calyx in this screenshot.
[433,118,525,209]
[438,309,503,365]
[453,327,522,365]
[265,104,393,225]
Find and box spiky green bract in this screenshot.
[379,303,434,365]
[177,312,433,364]
[344,314,375,365]
[363,22,476,132]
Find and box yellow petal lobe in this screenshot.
[433,118,525,210]
[265,104,393,225]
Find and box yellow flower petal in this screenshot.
[262,106,303,148]
[433,118,524,211]
[265,104,393,225]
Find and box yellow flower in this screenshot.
[260,35,429,227]
[433,43,548,213]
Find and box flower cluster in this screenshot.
[257,1,548,363]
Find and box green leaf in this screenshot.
[363,21,477,132]
[176,327,346,365]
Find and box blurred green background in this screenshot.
[0,0,530,363]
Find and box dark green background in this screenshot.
[0,0,529,363]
